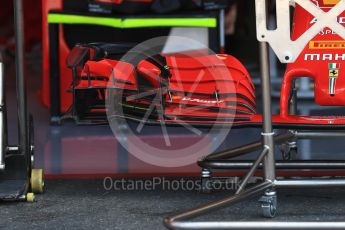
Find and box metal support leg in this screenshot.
[259,41,275,183]
[164,182,273,230]
[200,131,294,162]
[49,23,61,124]
[235,147,269,195]
[219,9,225,53]
[0,60,6,170]
[14,0,29,161]
[258,41,277,217]
[289,80,298,115]
[280,81,298,160]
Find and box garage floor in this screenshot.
[3,180,345,230]
[2,52,345,229]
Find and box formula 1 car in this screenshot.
[67,0,345,129]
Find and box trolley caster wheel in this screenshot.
[290,147,298,160]
[259,195,277,218]
[201,178,213,193]
[200,169,213,193]
[280,142,297,160]
[28,114,35,168]
[50,116,62,126]
[261,202,276,218]
[31,169,44,194]
[26,193,35,202]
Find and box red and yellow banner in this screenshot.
[309,41,345,49]
[323,0,341,5]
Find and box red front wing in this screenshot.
[66,0,345,129]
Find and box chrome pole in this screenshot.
[259,41,276,184]
[275,179,345,188]
[296,131,345,139]
[198,160,345,170]
[219,9,225,53]
[0,59,5,170]
[14,0,29,158]
[165,221,345,230]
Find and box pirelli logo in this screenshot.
[323,0,341,4]
[309,41,345,49]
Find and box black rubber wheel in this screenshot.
[281,143,298,160]
[261,202,277,218]
[259,195,277,218]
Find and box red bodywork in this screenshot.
[281,0,345,115]
[137,54,256,121]
[42,1,71,112]
[71,48,256,123]
[246,0,345,128]
[67,0,345,129]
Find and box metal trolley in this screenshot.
[164,0,345,229]
[0,0,44,202]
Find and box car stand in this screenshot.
[164,0,345,229]
[0,0,44,202]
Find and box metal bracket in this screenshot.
[256,0,345,63]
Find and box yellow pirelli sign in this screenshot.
[309,41,345,49]
[323,0,341,4]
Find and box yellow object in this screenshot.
[48,14,217,28]
[31,169,44,194]
[26,193,35,202]
[323,0,341,5]
[309,41,345,49]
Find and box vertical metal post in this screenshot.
[219,9,225,53]
[49,24,61,124]
[0,60,5,170]
[289,80,297,115]
[259,42,276,183]
[14,0,29,158]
